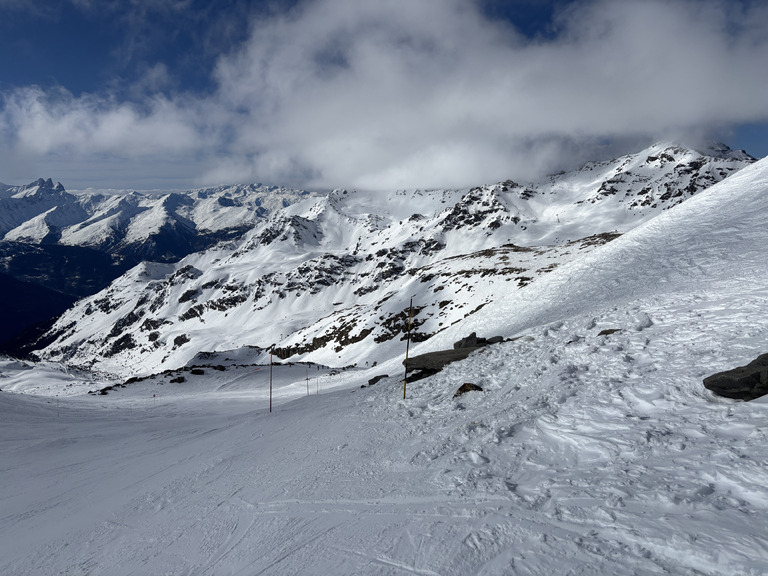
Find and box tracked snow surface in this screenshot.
[2,152,768,574]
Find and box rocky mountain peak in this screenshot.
[18,178,67,196]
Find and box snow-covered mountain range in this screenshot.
[0,179,317,348]
[0,179,316,254]
[32,142,755,376]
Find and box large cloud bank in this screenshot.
[2,0,767,190]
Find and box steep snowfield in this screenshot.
[0,179,74,239]
[518,141,754,245]
[427,151,768,351]
[1,158,767,574]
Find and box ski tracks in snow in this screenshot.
[364,285,768,574]
[3,284,768,574]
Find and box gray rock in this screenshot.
[406,347,480,372]
[453,332,504,349]
[703,353,768,401]
[597,328,622,336]
[454,332,480,349]
[405,333,505,382]
[368,374,389,386]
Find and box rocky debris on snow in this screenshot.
[703,353,768,401]
[405,333,505,381]
[367,374,389,386]
[407,348,478,375]
[90,382,128,395]
[440,186,523,233]
[454,332,504,349]
[597,328,622,336]
[453,382,483,397]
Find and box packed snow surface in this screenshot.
[2,157,768,574]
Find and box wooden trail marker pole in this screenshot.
[269,346,273,413]
[402,297,413,399]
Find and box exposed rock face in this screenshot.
[703,353,768,401]
[454,333,481,349]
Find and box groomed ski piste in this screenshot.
[2,158,768,575]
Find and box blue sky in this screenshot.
[1,0,767,190]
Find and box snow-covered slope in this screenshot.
[36,143,756,376]
[2,155,767,575]
[518,141,755,244]
[433,152,768,350]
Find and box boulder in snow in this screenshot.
[407,348,478,373]
[368,374,389,386]
[454,333,481,349]
[453,382,483,398]
[453,332,504,349]
[597,328,622,336]
[703,353,768,401]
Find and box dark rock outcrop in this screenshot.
[404,333,506,382]
[368,374,389,386]
[454,333,480,349]
[454,332,504,349]
[407,347,479,373]
[703,353,768,401]
[597,328,622,336]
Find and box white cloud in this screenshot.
[2,0,768,190]
[3,87,204,157]
[200,0,768,189]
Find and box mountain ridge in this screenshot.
[31,142,757,376]
[0,181,321,349]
